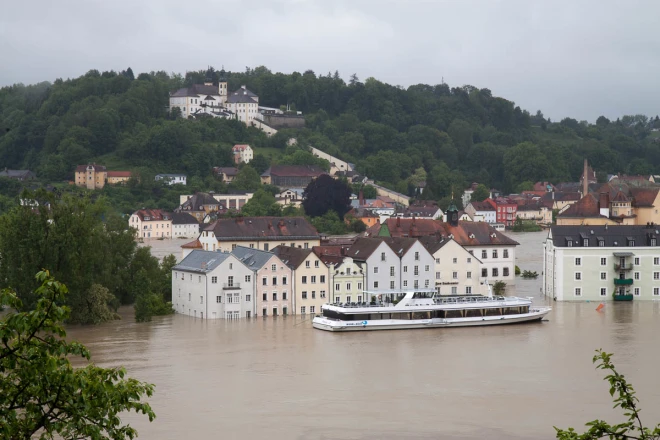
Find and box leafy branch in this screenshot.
[555,349,660,440]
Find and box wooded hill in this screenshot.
[1,66,659,211]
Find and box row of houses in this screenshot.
[172,212,519,319]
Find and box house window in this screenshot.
[583,239,589,247]
[575,258,581,266]
[492,250,498,258]
[629,240,635,246]
[481,268,487,277]
[403,280,408,287]
[211,276,217,284]
[229,263,233,270]
[335,283,341,291]
[452,272,458,279]
[414,280,419,289]
[310,306,315,314]
[200,296,203,304]
[232,244,236,250]
[246,295,251,301]
[466,286,472,294]
[436,272,441,279]
[503,250,509,258]
[654,272,660,280]
[654,288,660,296]
[414,252,419,261]
[301,306,306,314]
[452,258,457,264]
[302,276,307,284]
[320,291,326,298]
[315,261,319,268]
[435,258,440,263]
[262,277,267,286]
[227,276,234,287]
[373,281,379,288]
[575,287,582,296]
[634,257,640,265]
[600,272,607,280]
[425,280,429,288]
[600,288,606,297]
[652,239,657,246]
[271,264,276,271]
[189,293,191,301]
[357,282,362,290]
[599,240,604,247]
[283,291,287,300]
[271,277,277,285]
[306,261,310,268]
[216,296,222,303]
[311,276,317,284]
[600,258,607,266]
[262,293,267,301]
[655,257,659,265]
[245,275,251,282]
[414,266,419,276]
[282,277,287,285]
[634,288,641,296]
[568,241,573,247]
[346,283,352,291]
[320,275,325,283]
[451,287,457,294]
[481,250,487,259]
[311,291,316,299]
[374,267,379,274]
[390,281,395,289]
[264,244,269,251]
[503,267,509,277]
[273,292,277,301]
[381,252,386,261]
[492,268,499,277]
[634,272,640,280]
[403,266,408,273]
[575,272,582,281]
[467,271,472,279]
[467,258,472,263]
[302,291,308,299]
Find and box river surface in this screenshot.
[66,231,660,439]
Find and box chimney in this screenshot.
[583,158,589,197]
[359,190,365,206]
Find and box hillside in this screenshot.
[1,66,659,212]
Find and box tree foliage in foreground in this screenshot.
[0,270,155,439]
[555,350,660,440]
[302,174,351,218]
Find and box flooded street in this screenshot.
[67,231,660,439]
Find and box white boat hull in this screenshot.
[312,308,551,332]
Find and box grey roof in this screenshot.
[550,225,660,248]
[231,246,276,270]
[170,84,220,98]
[172,212,199,225]
[173,250,231,273]
[156,173,186,178]
[0,169,36,179]
[226,94,257,104]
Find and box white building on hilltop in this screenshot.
[172,250,254,319]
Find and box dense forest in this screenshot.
[1,65,660,211]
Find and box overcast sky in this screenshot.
[1,0,659,122]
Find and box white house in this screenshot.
[396,238,435,293]
[232,144,253,164]
[544,225,660,301]
[313,248,366,304]
[464,200,497,224]
[273,245,329,316]
[172,250,254,319]
[155,174,187,185]
[420,237,487,296]
[169,82,228,119]
[129,209,172,239]
[225,86,259,125]
[171,212,200,239]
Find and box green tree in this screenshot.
[310,210,347,234]
[70,284,119,325]
[303,174,351,218]
[231,166,261,191]
[241,189,282,216]
[0,270,155,439]
[555,350,660,439]
[503,142,551,192]
[470,184,490,202]
[515,181,535,193]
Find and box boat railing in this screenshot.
[329,302,395,308]
[432,296,508,305]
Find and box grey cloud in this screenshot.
[1,0,659,121]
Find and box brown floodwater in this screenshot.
[65,231,660,439]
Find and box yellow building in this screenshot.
[107,171,132,185]
[129,209,173,239]
[75,164,107,189]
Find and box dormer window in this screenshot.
[144,216,150,221]
[567,240,573,247]
[652,239,657,246]
[583,239,589,247]
[627,237,635,246]
[599,240,605,247]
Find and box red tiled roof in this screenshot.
[181,239,202,249]
[204,217,320,240]
[132,209,172,221]
[232,144,251,151]
[630,188,659,207]
[558,194,603,218]
[107,171,132,178]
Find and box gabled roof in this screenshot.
[170,84,220,98]
[75,164,106,172]
[630,188,659,207]
[179,192,223,211]
[232,144,251,151]
[132,209,172,221]
[558,194,603,218]
[171,212,199,225]
[181,239,202,249]
[468,200,496,211]
[231,246,278,270]
[345,238,390,260]
[213,167,239,176]
[173,250,231,273]
[203,217,319,241]
[381,237,419,257]
[312,245,346,266]
[226,94,257,104]
[0,169,36,179]
[272,245,313,269]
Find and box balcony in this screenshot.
[613,278,633,286]
[223,282,241,290]
[614,263,633,271]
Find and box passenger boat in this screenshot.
[312,287,551,332]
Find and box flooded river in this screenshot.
[65,231,660,439]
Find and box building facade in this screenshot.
[261,165,326,187]
[129,209,172,239]
[420,238,486,296]
[172,251,254,319]
[544,225,660,301]
[232,144,253,164]
[75,164,107,189]
[328,257,365,304]
[171,212,200,238]
[106,171,132,185]
[232,246,293,317]
[464,200,496,223]
[155,174,187,185]
[273,246,329,316]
